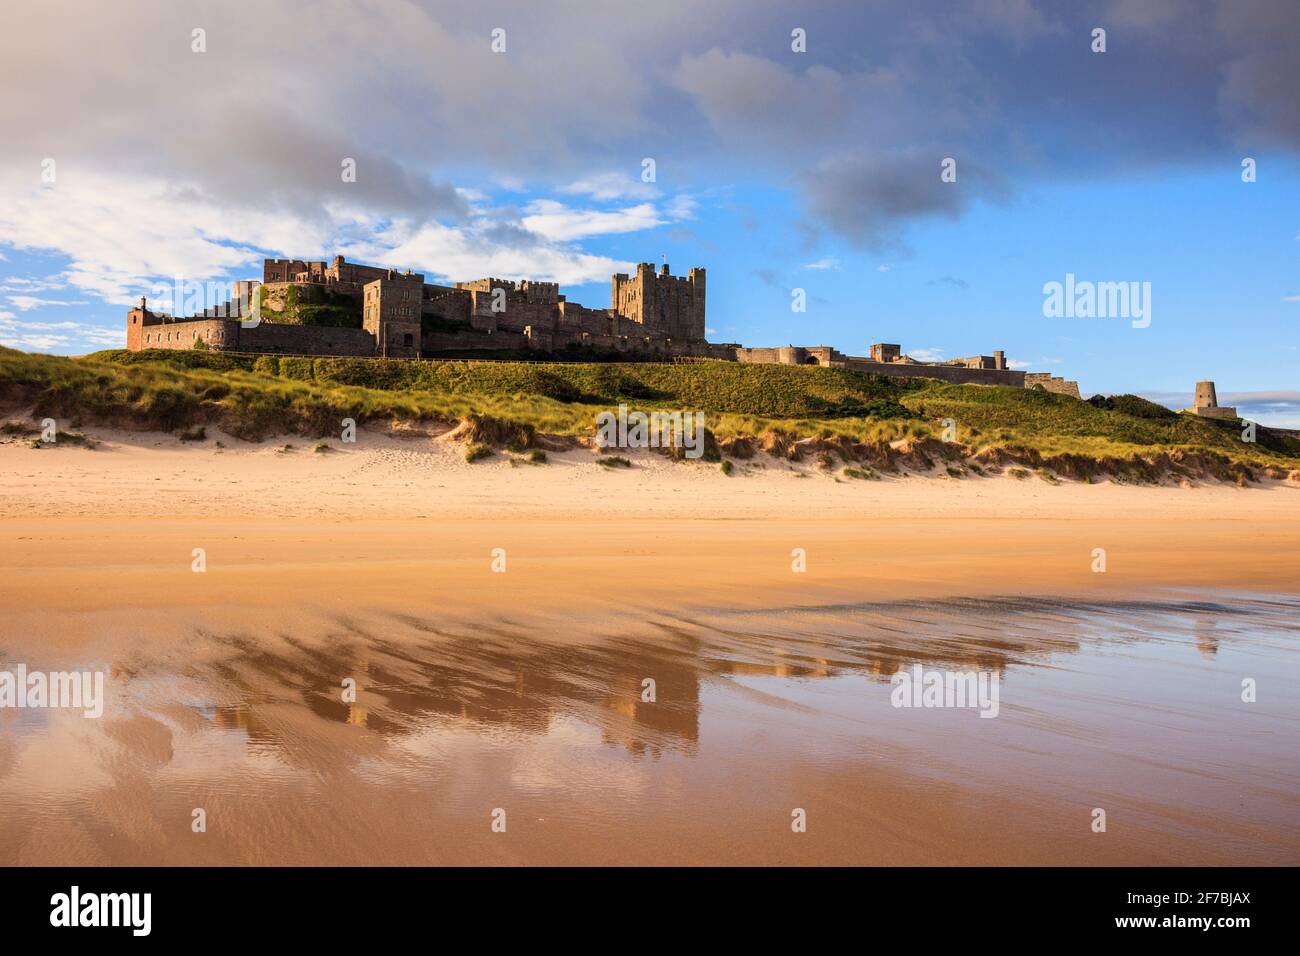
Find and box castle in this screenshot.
[126,254,1080,394]
[128,255,720,361]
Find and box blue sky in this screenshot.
[1,0,1296,421]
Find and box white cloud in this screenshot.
[1283,293,1300,301]
[0,168,659,312]
[521,200,666,242]
[0,314,124,353]
[909,347,945,361]
[664,194,698,221]
[455,187,491,208]
[353,220,634,287]
[559,173,657,201]
[8,295,85,311]
[803,257,841,270]
[1007,359,1032,369]
[0,275,69,293]
[0,171,300,304]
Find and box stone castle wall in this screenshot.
[733,346,1028,387]
[131,315,234,351]
[128,310,374,356]
[241,321,377,356]
[840,357,1025,387]
[1023,373,1082,398]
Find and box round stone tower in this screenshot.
[1194,380,1218,409]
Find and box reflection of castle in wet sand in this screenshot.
[8,594,1297,866]
[187,597,1278,767]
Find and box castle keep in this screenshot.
[125,254,1078,393]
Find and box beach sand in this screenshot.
[1,426,1298,865]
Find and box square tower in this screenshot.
[611,262,706,341]
[363,271,424,357]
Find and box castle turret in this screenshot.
[1187,380,1237,419]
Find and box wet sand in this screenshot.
[1,429,1298,864]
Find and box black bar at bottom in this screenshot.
[11,866,1284,942]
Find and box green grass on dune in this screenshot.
[2,347,1297,471]
[1,347,591,440]
[89,349,919,419]
[902,382,1299,461]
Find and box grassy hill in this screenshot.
[2,347,1296,482]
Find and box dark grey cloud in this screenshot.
[475,220,545,249]
[800,151,1009,252]
[669,0,1300,245]
[2,0,1298,251]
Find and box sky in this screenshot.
[1,0,1297,422]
